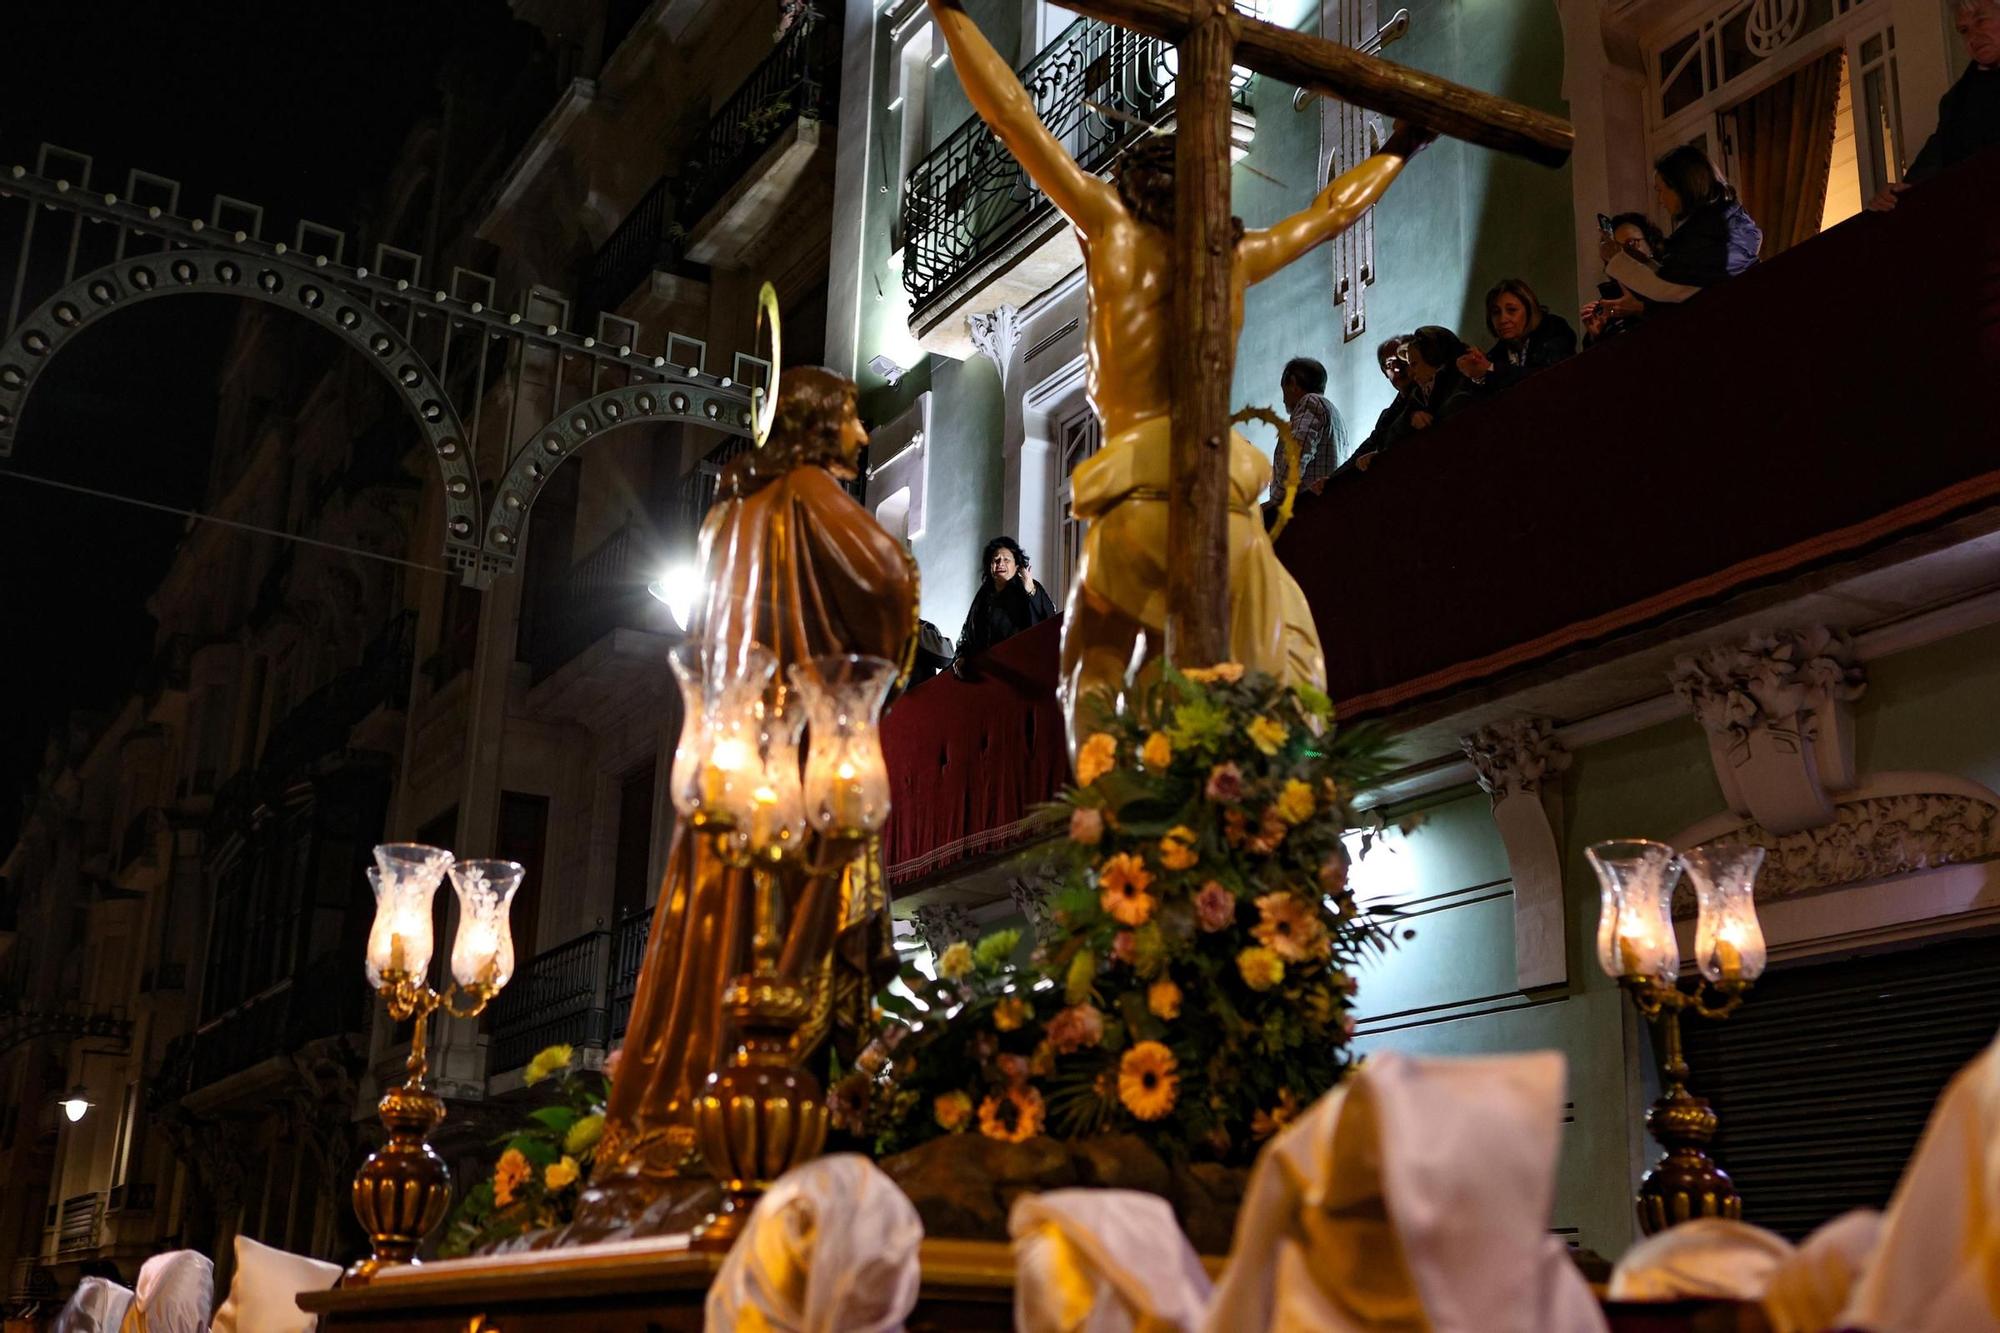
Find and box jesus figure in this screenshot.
[927,0,1435,744]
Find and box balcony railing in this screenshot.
[54,1193,102,1256]
[581,175,690,319]
[608,906,652,1042]
[184,953,364,1093]
[901,17,1247,311]
[679,17,840,232]
[487,925,611,1075]
[258,610,416,782]
[524,521,675,682]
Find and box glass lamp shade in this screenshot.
[740,694,807,860]
[667,640,779,829]
[365,843,454,987]
[790,654,898,837]
[1586,839,1683,985]
[447,859,523,990]
[1681,843,1768,984]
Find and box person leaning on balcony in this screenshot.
[1457,278,1576,392]
[1351,334,1418,467]
[1600,145,1762,306]
[1871,0,2000,210]
[952,535,1055,675]
[1350,327,1481,470]
[1265,356,1343,524]
[1581,212,1666,345]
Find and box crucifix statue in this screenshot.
[926,0,1569,746]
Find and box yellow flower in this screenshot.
[1077,732,1119,787]
[993,995,1033,1032]
[977,1085,1046,1143]
[1251,1088,1303,1140]
[564,1113,605,1156]
[1118,1041,1179,1121]
[1142,731,1173,772]
[1097,853,1156,926]
[1147,978,1182,1020]
[493,1147,531,1207]
[1246,716,1289,756]
[523,1044,573,1087]
[1236,946,1285,991]
[1158,826,1199,872]
[937,940,975,981]
[1182,663,1245,685]
[543,1155,580,1191]
[935,1090,974,1132]
[1272,778,1316,826]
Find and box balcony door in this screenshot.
[1645,0,1909,249]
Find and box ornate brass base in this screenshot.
[688,975,828,1251]
[347,1084,452,1283]
[1637,1088,1740,1235]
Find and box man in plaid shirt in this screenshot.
[1268,357,1345,526]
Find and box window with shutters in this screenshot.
[1681,933,2000,1239]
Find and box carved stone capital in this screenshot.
[1462,717,1572,804]
[966,304,1021,382]
[1669,627,1866,835]
[1459,718,1571,991]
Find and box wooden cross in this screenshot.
[1051,0,1571,667]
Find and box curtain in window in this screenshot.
[1736,50,1847,260]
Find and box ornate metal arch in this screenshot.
[0,249,483,560]
[476,380,756,582]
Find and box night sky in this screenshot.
[0,1,509,850]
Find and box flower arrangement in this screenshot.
[438,1044,614,1256]
[849,665,1402,1165]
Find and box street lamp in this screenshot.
[58,1089,90,1123]
[647,563,701,632]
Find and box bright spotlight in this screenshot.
[647,564,701,632]
[59,1097,89,1123]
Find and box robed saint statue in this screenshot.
[586,366,918,1221]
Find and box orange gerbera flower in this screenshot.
[1118,1041,1179,1121]
[493,1147,532,1207]
[1253,892,1327,963]
[977,1084,1046,1143]
[1098,853,1156,926]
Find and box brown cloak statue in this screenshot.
[585,366,918,1222]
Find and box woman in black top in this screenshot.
[1351,326,1481,466]
[1603,145,1762,307]
[953,536,1055,672]
[1458,278,1576,391]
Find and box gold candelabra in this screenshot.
[667,645,896,1249]
[347,846,521,1284]
[1590,840,1768,1236]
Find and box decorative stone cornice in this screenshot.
[1669,627,1866,835]
[1461,717,1572,804]
[1675,776,2000,913]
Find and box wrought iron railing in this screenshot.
[679,18,841,231]
[185,953,362,1091]
[901,17,1248,310]
[607,906,653,1042]
[581,176,689,319]
[524,520,671,681]
[259,610,416,781]
[55,1193,102,1256]
[487,925,611,1074]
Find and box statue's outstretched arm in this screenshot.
[1240,122,1437,285]
[926,0,1120,236]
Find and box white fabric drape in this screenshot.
[1010,1189,1214,1332]
[704,1153,924,1333]
[1203,1050,1606,1333]
[53,1277,134,1333]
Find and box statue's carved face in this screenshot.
[832,400,869,479]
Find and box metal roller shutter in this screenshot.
[1679,933,2000,1240]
